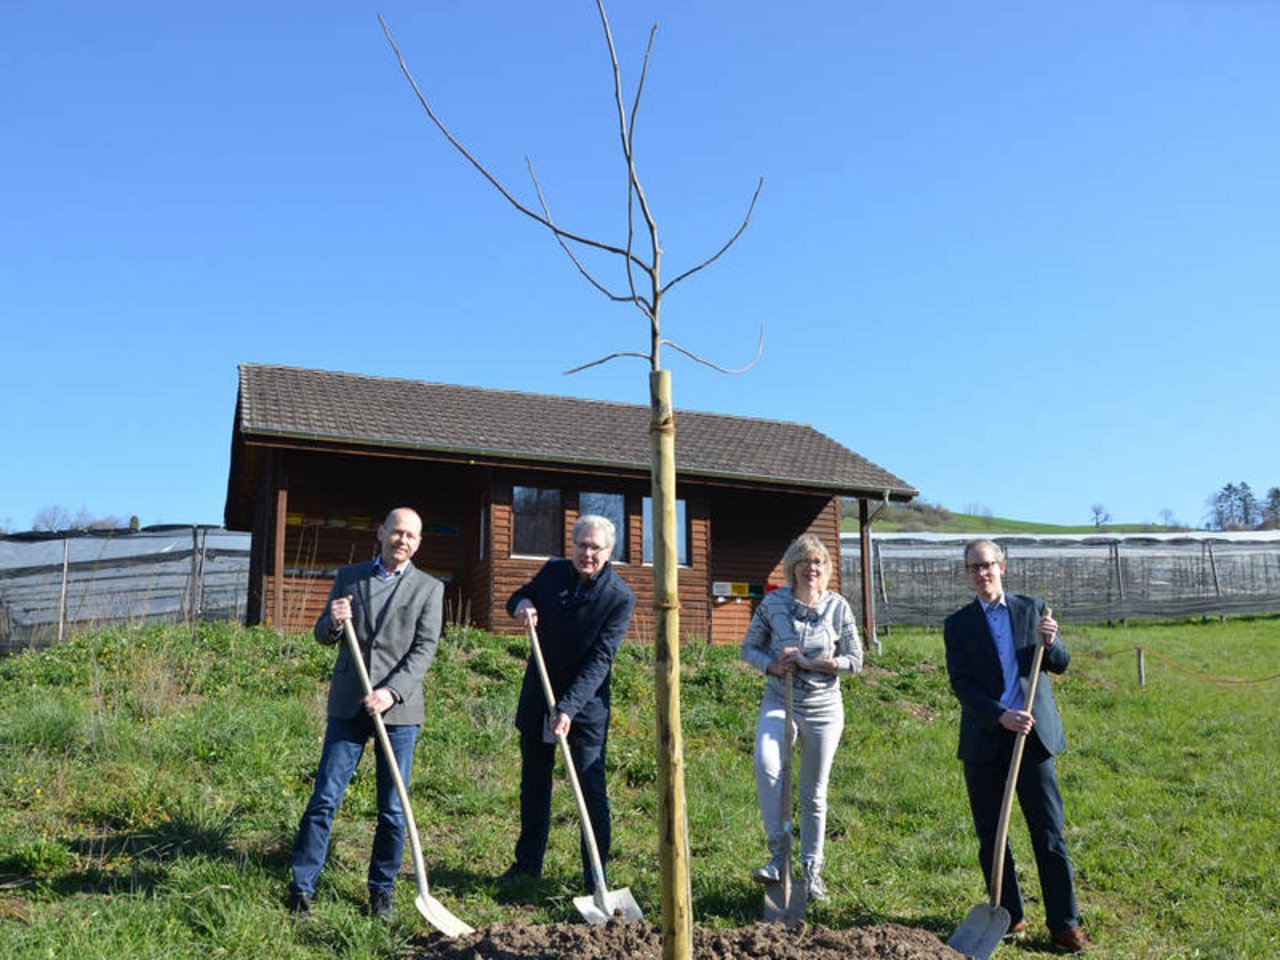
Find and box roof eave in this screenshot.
[237,426,916,499]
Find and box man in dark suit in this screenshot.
[501,513,635,893]
[287,507,443,920]
[944,539,1090,954]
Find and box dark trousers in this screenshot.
[962,733,1080,932]
[514,728,610,893]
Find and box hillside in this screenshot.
[840,499,1184,535]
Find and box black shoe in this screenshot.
[287,889,311,918]
[498,863,536,884]
[369,889,395,921]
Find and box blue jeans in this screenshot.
[290,714,420,897]
[513,729,610,893]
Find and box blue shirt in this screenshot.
[981,595,1024,712]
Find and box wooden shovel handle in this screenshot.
[987,608,1051,908]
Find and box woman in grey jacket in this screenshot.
[740,533,862,903]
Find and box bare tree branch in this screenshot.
[628,24,658,152]
[595,3,656,334]
[563,350,653,375]
[525,156,652,309]
[595,1,662,360]
[564,325,763,377]
[661,177,764,295]
[661,324,764,374]
[384,8,762,380]
[378,13,648,270]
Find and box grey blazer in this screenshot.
[943,593,1071,763]
[313,560,443,726]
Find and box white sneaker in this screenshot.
[753,855,783,884]
[804,864,829,904]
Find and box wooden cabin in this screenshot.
[223,364,917,643]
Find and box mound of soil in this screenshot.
[412,919,964,960]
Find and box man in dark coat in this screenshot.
[501,513,634,893]
[943,539,1090,954]
[287,507,442,920]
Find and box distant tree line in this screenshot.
[27,505,140,534]
[1206,482,1280,531]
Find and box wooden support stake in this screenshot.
[650,370,692,960]
[57,538,69,646]
[1137,646,1146,687]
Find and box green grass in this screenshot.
[1,617,1277,959]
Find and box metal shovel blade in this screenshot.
[947,902,1011,959]
[415,894,475,938]
[572,885,644,926]
[762,876,806,927]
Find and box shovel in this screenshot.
[527,620,644,925]
[763,670,806,926]
[947,611,1051,958]
[340,620,474,937]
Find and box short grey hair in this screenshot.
[573,514,617,551]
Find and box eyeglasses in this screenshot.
[574,541,611,555]
[965,560,1000,573]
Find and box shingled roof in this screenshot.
[232,364,916,498]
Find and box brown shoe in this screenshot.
[1050,926,1091,953]
[1004,920,1027,939]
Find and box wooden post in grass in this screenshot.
[651,369,692,955]
[57,538,69,645]
[1137,646,1146,687]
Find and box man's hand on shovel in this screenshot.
[997,606,1056,736]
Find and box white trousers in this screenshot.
[753,689,845,870]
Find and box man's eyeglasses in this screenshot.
[965,560,1000,573]
[575,541,611,555]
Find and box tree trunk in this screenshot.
[649,369,692,960]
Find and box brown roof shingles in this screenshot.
[235,364,916,498]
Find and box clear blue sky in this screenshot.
[4,1,1277,532]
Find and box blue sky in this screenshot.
[4,1,1277,531]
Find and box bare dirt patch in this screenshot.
[411,919,963,960]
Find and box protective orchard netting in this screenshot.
[840,532,1280,628]
[0,527,250,653]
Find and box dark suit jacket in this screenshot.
[314,560,442,726]
[943,593,1071,763]
[507,558,635,745]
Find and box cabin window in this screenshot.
[579,491,626,563]
[512,486,562,557]
[642,496,689,566]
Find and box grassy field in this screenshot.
[1,616,1276,959]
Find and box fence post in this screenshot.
[57,538,69,645]
[1206,541,1224,622]
[196,527,207,619]
[874,540,890,642]
[1136,646,1146,687]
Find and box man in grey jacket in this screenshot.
[287,507,443,920]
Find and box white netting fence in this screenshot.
[0,527,250,653]
[5,528,1278,654]
[841,531,1280,630]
